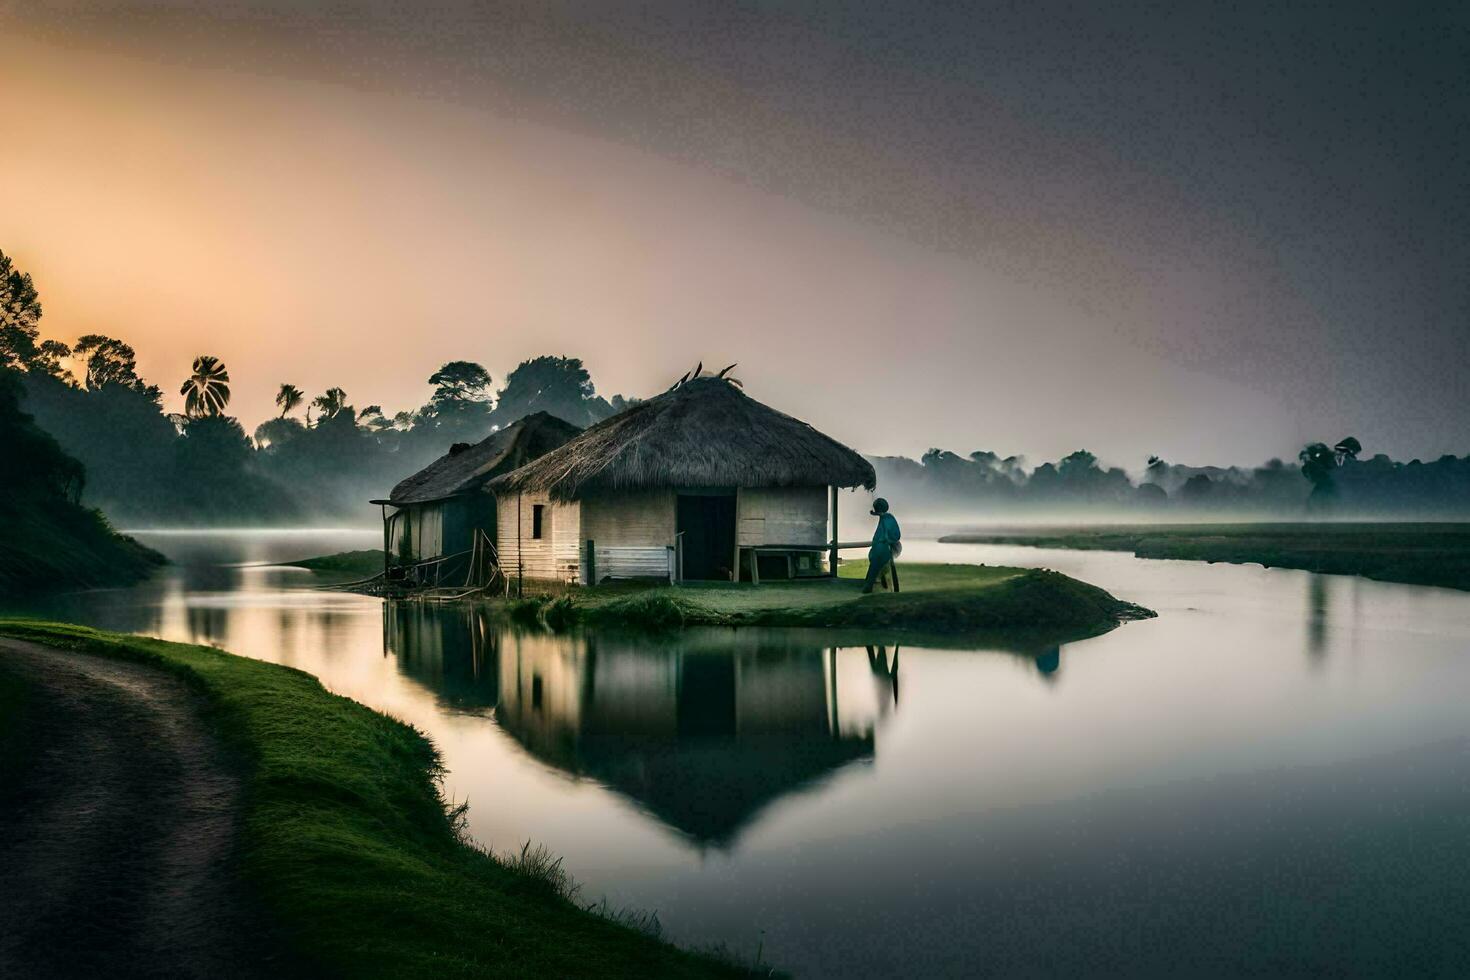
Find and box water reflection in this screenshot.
[865,645,899,711]
[9,530,1470,978]
[1307,575,1330,665]
[386,619,889,847]
[1033,645,1061,680]
[385,602,501,711]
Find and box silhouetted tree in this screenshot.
[0,249,44,371]
[253,416,304,449]
[428,361,493,409]
[311,386,347,422]
[275,383,304,418]
[491,355,612,427]
[181,355,231,417]
[73,335,158,397]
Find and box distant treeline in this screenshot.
[873,440,1470,518]
[2,248,634,524]
[4,247,1468,527]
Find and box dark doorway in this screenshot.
[677,655,736,736]
[677,493,737,581]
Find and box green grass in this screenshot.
[521,562,1152,638]
[0,621,761,979]
[279,549,386,577]
[939,522,1470,591]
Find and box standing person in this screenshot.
[862,497,902,594]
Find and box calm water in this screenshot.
[8,528,1470,976]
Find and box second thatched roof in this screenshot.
[490,377,876,501]
[377,412,582,506]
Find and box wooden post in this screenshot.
[731,487,742,583]
[516,492,524,598]
[381,504,389,579]
[586,539,596,587]
[829,485,839,577]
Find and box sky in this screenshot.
[2,1,1466,469]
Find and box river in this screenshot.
[7,527,1469,976]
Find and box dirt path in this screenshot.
[0,639,288,978]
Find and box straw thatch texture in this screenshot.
[383,412,581,505]
[490,378,875,501]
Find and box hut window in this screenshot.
[532,504,545,540]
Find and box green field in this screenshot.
[939,523,1470,591]
[0,621,759,979]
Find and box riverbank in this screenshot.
[939,523,1470,592]
[518,562,1154,639]
[294,551,1152,638]
[0,622,760,978]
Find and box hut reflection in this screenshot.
[384,602,501,711]
[494,630,880,848]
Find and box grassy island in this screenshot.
[939,523,1470,592]
[279,548,386,577]
[0,621,758,979]
[506,562,1153,640]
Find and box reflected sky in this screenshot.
[6,529,1470,976]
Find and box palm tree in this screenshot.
[275,383,304,418]
[311,386,347,422]
[180,355,231,418]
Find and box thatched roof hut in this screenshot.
[491,377,875,502]
[490,378,875,585]
[383,411,582,506]
[373,412,581,581]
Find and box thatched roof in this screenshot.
[489,377,876,501]
[377,412,581,506]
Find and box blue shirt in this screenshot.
[871,513,901,548]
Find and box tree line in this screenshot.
[5,247,1467,525]
[873,439,1470,517]
[1,249,631,524]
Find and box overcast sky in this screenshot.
[2,2,1465,469]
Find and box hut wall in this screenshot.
[441,494,498,557]
[580,490,678,582]
[496,491,581,583]
[736,486,828,547]
[389,503,444,561]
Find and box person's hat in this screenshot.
[870,497,889,515]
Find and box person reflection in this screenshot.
[865,644,900,711]
[1306,575,1329,665]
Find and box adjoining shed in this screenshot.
[488,376,876,586]
[371,412,581,583]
